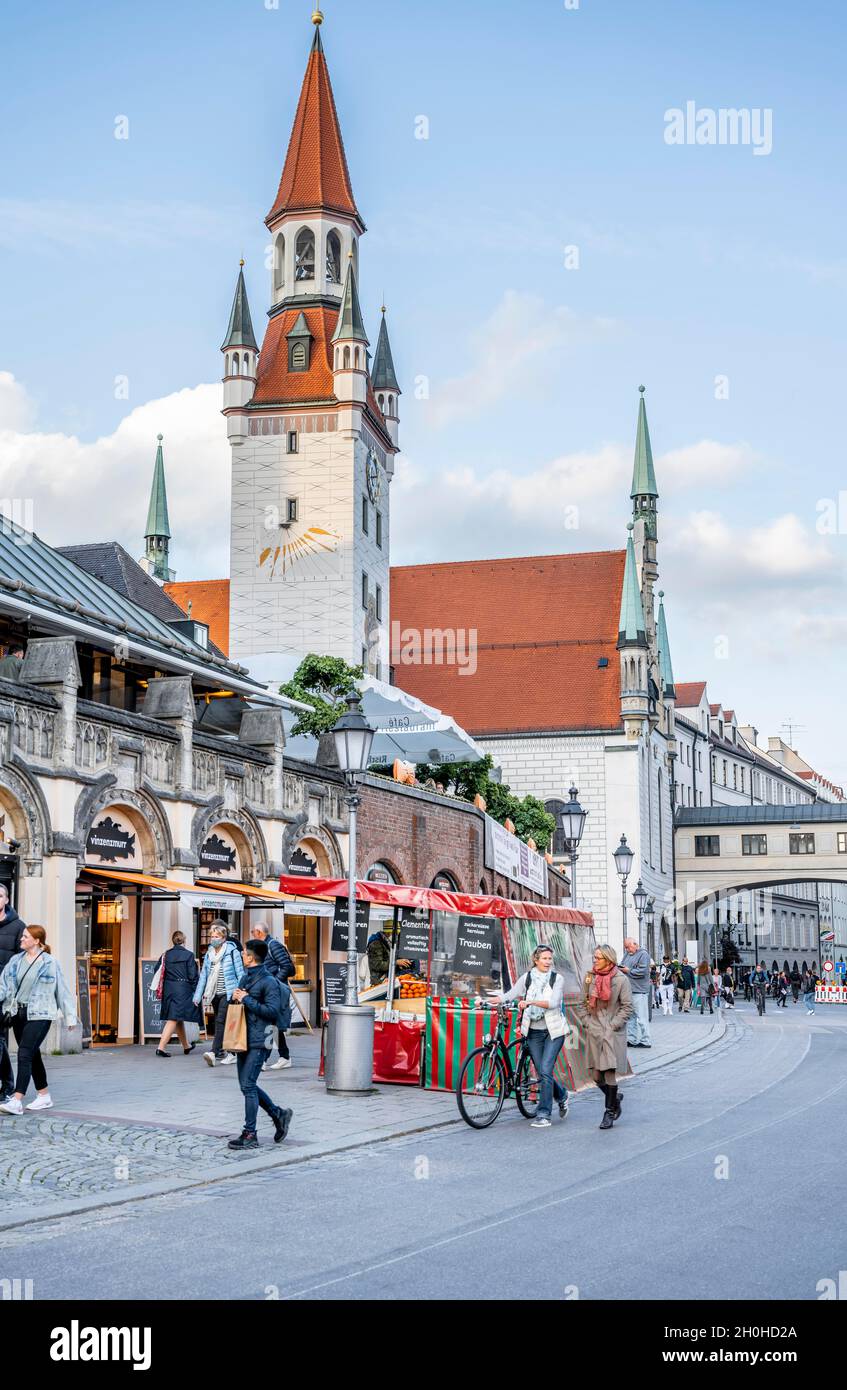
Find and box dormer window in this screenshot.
[291,341,307,370]
[286,311,312,372]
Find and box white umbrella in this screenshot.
[281,675,484,767]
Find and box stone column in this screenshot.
[142,677,196,794]
[19,637,81,771]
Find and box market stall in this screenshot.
[279,875,596,1089]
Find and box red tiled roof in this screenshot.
[674,681,707,708]
[252,305,337,406]
[709,703,722,716]
[266,35,361,227]
[390,551,626,735]
[165,580,230,656]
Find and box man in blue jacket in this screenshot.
[620,936,653,1047]
[228,938,293,1150]
[252,922,296,1072]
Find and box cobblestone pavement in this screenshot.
[0,1009,724,1220]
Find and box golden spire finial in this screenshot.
[312,7,324,24]
[239,257,245,269]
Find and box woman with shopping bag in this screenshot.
[192,921,245,1066]
[491,944,570,1130]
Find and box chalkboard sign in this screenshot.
[331,898,370,953]
[323,961,349,1008]
[139,957,166,1040]
[76,957,92,1046]
[454,917,496,976]
[399,907,430,961]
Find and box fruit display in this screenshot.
[398,974,428,999]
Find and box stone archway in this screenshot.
[281,815,344,879]
[190,797,269,883]
[76,777,174,873]
[0,761,51,876]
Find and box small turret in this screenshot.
[618,523,649,740]
[372,307,400,447]
[221,262,258,441]
[331,260,369,405]
[140,434,174,584]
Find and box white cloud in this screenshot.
[427,291,618,427]
[0,199,246,255]
[660,440,759,492]
[0,375,229,577]
[670,509,839,586]
[0,371,36,432]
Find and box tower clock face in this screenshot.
[366,453,382,505]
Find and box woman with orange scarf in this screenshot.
[575,944,634,1130]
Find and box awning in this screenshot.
[81,868,246,911]
[278,875,593,926]
[194,879,334,912]
[81,868,196,895]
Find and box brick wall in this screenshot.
[357,775,569,909]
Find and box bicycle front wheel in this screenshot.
[456,1047,507,1129]
[515,1047,540,1119]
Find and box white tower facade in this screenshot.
[224,18,399,686]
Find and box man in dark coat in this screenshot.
[228,939,293,1150]
[0,884,25,1102]
[252,922,295,1071]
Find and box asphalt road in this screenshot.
[2,1001,844,1302]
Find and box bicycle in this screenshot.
[455,1004,545,1129]
[754,983,766,1016]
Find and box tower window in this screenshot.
[362,496,369,534]
[233,352,240,375]
[375,584,382,621]
[295,228,315,281]
[378,393,384,411]
[287,431,298,454]
[274,233,285,292]
[343,346,351,369]
[362,572,369,609]
[354,348,361,369]
[326,230,342,285]
[286,497,298,524]
[376,512,382,549]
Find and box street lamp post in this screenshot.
[561,785,588,908]
[613,834,634,941]
[325,693,376,1095]
[632,878,648,950]
[645,897,656,961]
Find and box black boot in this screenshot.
[228,1130,259,1150]
[599,1083,615,1128]
[608,1085,622,1120]
[272,1107,294,1145]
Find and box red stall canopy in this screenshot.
[278,875,593,927]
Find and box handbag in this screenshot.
[223,1003,248,1053]
[151,954,165,999]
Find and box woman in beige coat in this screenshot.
[575,943,634,1129]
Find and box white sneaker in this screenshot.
[0,1097,23,1116]
[26,1094,53,1112]
[262,1062,270,1071]
[203,1052,216,1067]
[219,1053,238,1066]
[530,1117,552,1128]
[270,1058,293,1070]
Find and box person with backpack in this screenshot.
[676,957,696,1012]
[659,956,676,1016]
[0,884,25,1104]
[493,945,569,1129]
[227,938,293,1150]
[0,925,77,1114]
[252,922,295,1071]
[193,921,245,1067]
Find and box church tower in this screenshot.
[139,434,174,584]
[224,11,398,685]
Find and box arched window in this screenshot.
[343,346,351,369]
[295,228,315,281]
[274,233,285,291]
[326,229,342,284]
[233,352,240,375]
[354,347,361,368]
[378,393,384,410]
[291,341,307,371]
[658,770,664,870]
[225,354,230,376]
[388,394,395,415]
[544,799,568,857]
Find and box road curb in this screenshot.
[626,1009,728,1080]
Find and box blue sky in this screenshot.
[1,0,845,782]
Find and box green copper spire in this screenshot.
[221,262,258,352]
[656,590,676,699]
[143,434,173,583]
[331,260,369,344]
[630,386,658,499]
[372,309,400,392]
[617,524,646,648]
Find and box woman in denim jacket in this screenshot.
[0,925,77,1115]
[193,922,245,1066]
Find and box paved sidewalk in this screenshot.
[0,1007,725,1228]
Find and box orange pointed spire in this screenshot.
[266,25,363,230]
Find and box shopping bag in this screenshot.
[223,1003,247,1053]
